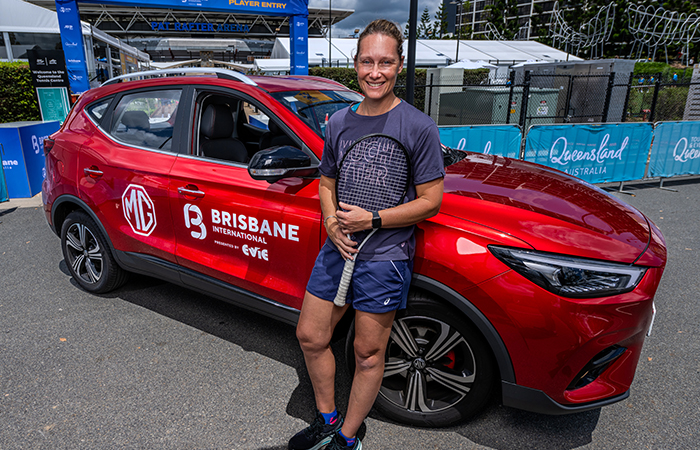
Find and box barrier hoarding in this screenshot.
[523,123,654,184]
[438,125,522,158]
[0,150,7,203]
[0,122,61,198]
[649,121,700,178]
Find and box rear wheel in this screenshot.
[60,211,127,293]
[345,292,495,427]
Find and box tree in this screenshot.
[417,7,432,38]
[434,2,449,39]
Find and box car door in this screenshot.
[169,88,322,310]
[78,87,183,263]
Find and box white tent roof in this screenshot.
[271,38,582,69]
[0,0,61,33]
[254,58,291,72]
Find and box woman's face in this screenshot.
[354,33,404,102]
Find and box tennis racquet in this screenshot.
[333,133,412,307]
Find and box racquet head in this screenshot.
[336,134,411,212]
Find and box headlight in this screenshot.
[489,246,647,298]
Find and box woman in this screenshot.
[289,19,445,450]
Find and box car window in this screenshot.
[195,92,299,165]
[87,98,111,123]
[269,90,364,138]
[242,101,269,131]
[109,89,181,151]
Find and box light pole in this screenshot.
[451,1,462,62]
[328,0,332,67]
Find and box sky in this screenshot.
[308,0,442,39]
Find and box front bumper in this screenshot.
[502,381,629,415]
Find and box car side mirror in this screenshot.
[248,145,318,183]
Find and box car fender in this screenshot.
[411,273,516,384]
[50,194,117,254]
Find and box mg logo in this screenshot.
[122,184,157,236]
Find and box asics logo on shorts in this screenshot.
[384,298,391,305]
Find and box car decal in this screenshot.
[122,184,157,236]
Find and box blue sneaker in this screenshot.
[288,410,343,450]
[325,431,362,450]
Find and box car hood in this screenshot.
[440,153,654,264]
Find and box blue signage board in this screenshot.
[649,121,700,178]
[56,0,310,82]
[523,123,653,184]
[439,125,522,159]
[0,152,8,203]
[290,14,309,75]
[0,122,61,198]
[55,0,90,94]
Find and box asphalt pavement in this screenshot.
[0,179,698,450]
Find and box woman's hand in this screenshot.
[336,202,373,235]
[325,216,358,260]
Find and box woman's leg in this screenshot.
[341,309,396,437]
[296,291,349,413]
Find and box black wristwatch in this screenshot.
[372,211,382,230]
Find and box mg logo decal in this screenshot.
[122,184,157,236]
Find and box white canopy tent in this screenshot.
[268,37,582,77]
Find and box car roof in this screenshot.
[247,75,351,93]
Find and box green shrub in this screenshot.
[0,62,41,123]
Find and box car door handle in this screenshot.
[83,166,103,179]
[177,185,205,198]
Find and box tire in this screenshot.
[60,211,127,293]
[345,291,495,427]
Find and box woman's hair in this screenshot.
[354,19,404,61]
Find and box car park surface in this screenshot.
[40,69,665,427]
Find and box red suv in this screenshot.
[42,68,666,427]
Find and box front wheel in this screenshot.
[346,292,496,427]
[60,211,127,293]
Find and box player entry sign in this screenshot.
[122,184,157,236]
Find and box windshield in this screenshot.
[270,90,364,138]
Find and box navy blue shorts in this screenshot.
[306,243,412,313]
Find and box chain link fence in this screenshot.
[399,70,699,130]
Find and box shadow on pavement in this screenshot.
[59,264,600,449]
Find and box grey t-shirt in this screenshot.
[319,101,445,261]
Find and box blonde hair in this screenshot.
[354,19,404,61]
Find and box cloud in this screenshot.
[309,0,441,38]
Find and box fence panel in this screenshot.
[439,125,522,158]
[649,121,700,177]
[523,123,653,184]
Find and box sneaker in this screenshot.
[288,410,343,450]
[325,431,362,450]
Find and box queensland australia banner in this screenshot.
[648,121,700,178]
[438,125,522,159]
[523,123,653,184]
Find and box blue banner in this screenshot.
[55,0,90,94]
[0,146,8,203]
[523,123,653,184]
[290,14,309,75]
[649,121,700,178]
[80,0,308,14]
[439,125,522,158]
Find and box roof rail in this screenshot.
[101,68,258,87]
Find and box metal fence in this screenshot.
[403,71,699,131]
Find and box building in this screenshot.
[445,0,557,40]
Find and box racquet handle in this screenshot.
[333,258,356,306]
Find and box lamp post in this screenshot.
[450,1,462,62]
[328,0,332,67]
